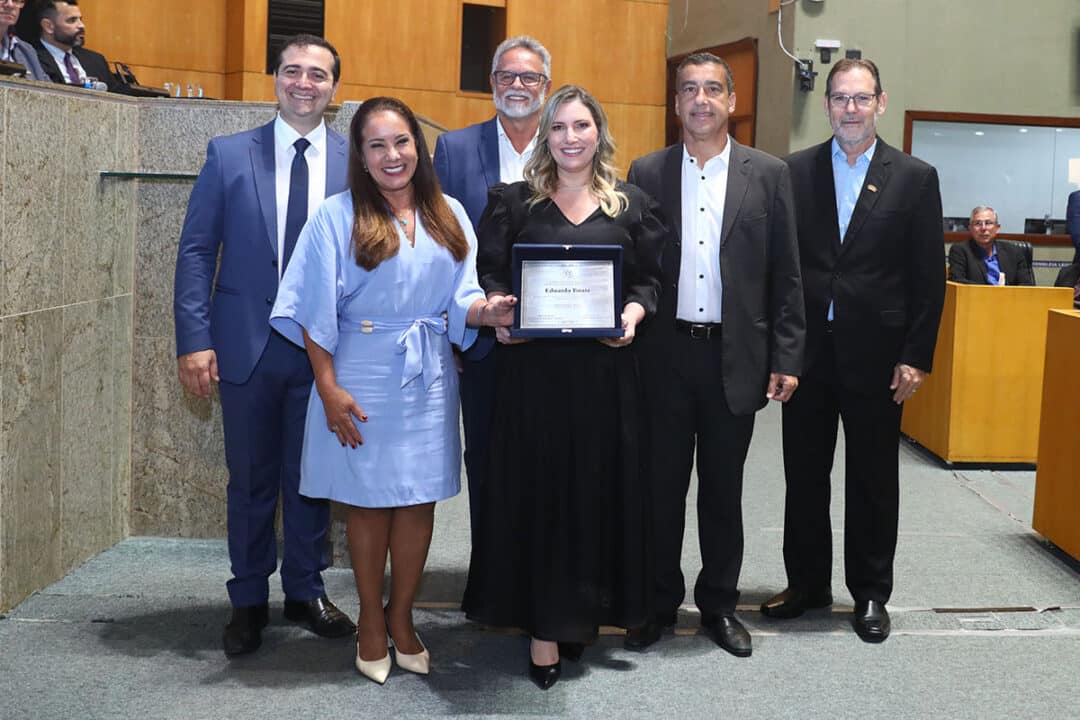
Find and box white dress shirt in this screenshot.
[273,115,328,280]
[40,39,85,84]
[496,118,537,183]
[677,139,731,323]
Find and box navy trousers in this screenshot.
[218,331,329,608]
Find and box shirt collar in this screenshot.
[682,136,732,171]
[40,38,70,64]
[496,117,537,153]
[832,137,877,167]
[274,114,326,155]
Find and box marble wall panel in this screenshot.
[113,294,133,538]
[60,299,124,569]
[0,89,6,318]
[134,181,193,341]
[130,336,226,537]
[137,101,277,173]
[2,89,65,317]
[0,310,63,612]
[111,105,139,298]
[62,97,123,306]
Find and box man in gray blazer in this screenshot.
[625,52,805,657]
[0,0,47,81]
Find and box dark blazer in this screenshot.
[786,138,945,392]
[173,121,349,384]
[35,42,121,92]
[628,140,806,416]
[1068,190,1080,264]
[433,117,501,360]
[1055,262,1080,293]
[948,239,1035,285]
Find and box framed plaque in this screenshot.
[510,244,624,338]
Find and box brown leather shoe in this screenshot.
[759,587,833,619]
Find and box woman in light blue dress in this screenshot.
[270,97,515,684]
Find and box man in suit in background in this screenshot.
[174,34,354,657]
[34,0,119,90]
[433,35,552,572]
[1057,191,1080,307]
[624,52,805,658]
[1,0,47,81]
[760,59,945,643]
[948,206,1035,285]
[1067,190,1080,264]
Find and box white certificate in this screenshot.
[519,259,617,329]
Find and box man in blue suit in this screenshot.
[433,36,552,565]
[174,34,354,656]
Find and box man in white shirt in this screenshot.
[432,36,552,588]
[174,34,354,657]
[626,52,805,657]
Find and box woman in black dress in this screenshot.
[463,84,666,689]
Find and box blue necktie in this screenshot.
[282,137,311,271]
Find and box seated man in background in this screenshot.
[948,206,1035,286]
[1060,190,1080,308]
[1,0,47,80]
[34,0,119,91]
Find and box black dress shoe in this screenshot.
[283,595,355,638]
[702,615,752,657]
[852,600,890,643]
[624,612,676,651]
[557,641,585,662]
[223,604,269,657]
[759,587,833,619]
[529,660,561,690]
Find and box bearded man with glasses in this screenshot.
[760,58,945,643]
[433,36,552,600]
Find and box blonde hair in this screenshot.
[523,85,628,218]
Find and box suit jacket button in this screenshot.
[271,259,278,267]
[265,297,273,305]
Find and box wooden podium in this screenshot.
[901,282,1073,465]
[1033,310,1080,560]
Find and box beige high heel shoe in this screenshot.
[354,632,392,684]
[390,632,430,675]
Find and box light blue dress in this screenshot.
[270,192,484,508]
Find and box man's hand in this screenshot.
[178,349,219,398]
[890,363,926,404]
[766,373,799,402]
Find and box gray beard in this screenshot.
[494,93,544,119]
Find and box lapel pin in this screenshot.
[867,184,879,193]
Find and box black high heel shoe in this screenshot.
[529,660,561,690]
[557,641,585,662]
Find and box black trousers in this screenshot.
[641,330,755,621]
[780,334,903,604]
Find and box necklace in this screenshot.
[395,209,412,227]
[559,183,591,191]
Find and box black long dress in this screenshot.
[462,181,666,643]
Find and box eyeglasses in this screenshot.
[491,70,547,87]
[970,220,998,228]
[828,93,878,109]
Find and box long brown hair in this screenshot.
[348,97,468,270]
